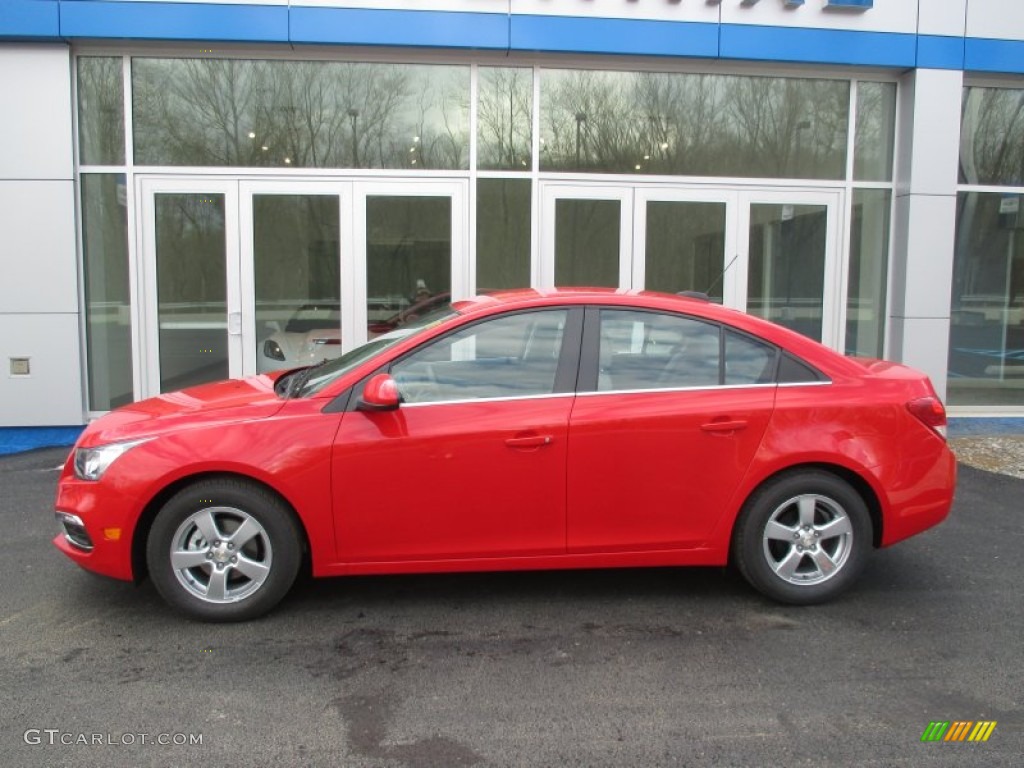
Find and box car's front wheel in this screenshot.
[732,471,871,605]
[146,479,302,622]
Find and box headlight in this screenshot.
[73,438,152,481]
[264,339,285,361]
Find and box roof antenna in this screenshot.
[677,254,739,302]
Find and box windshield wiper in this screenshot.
[285,360,329,399]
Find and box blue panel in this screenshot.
[510,15,719,58]
[917,35,965,70]
[59,1,289,43]
[965,37,1024,75]
[825,0,873,8]
[721,24,916,68]
[0,426,83,456]
[290,7,507,50]
[0,0,60,39]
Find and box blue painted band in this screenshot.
[720,23,916,68]
[965,37,1024,75]
[0,426,83,457]
[917,35,965,71]
[0,0,60,39]
[510,15,719,58]
[290,7,507,50]
[825,0,873,9]
[59,1,288,43]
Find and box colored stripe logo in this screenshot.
[921,721,997,742]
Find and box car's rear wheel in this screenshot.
[732,471,871,605]
[146,479,302,622]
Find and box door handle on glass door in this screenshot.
[700,419,748,433]
[505,435,554,449]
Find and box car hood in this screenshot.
[79,375,286,446]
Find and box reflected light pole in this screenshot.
[348,108,360,168]
[575,111,587,169]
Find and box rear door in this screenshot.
[567,307,777,552]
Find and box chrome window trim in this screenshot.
[400,391,577,409]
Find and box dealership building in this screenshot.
[1,0,1023,442]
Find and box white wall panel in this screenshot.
[887,317,952,400]
[897,69,963,197]
[0,46,72,181]
[0,314,84,426]
[966,0,1024,41]
[720,0,917,34]
[0,181,78,314]
[511,0,719,23]
[890,194,957,319]
[296,0,507,11]
[919,0,967,37]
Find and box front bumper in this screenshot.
[53,479,138,582]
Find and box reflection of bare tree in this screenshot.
[541,69,849,179]
[133,59,469,169]
[77,57,124,164]
[961,87,1024,186]
[478,68,532,170]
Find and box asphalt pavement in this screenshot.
[1,447,1021,767]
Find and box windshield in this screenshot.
[291,306,458,397]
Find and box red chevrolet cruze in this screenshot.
[54,290,956,621]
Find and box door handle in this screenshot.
[505,434,554,449]
[700,419,748,433]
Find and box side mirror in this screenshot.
[357,373,400,412]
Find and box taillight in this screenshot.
[907,396,947,439]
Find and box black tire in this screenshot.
[732,470,871,605]
[146,478,302,622]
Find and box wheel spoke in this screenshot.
[205,567,229,601]
[233,554,270,583]
[797,496,817,528]
[228,516,263,549]
[765,520,797,541]
[816,516,852,541]
[171,549,209,570]
[193,510,221,544]
[773,548,803,580]
[809,547,838,577]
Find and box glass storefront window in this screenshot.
[948,191,1024,406]
[540,70,849,179]
[747,203,828,342]
[846,189,891,357]
[476,179,531,290]
[853,82,896,182]
[132,59,469,170]
[81,174,132,410]
[554,199,620,287]
[960,86,1024,187]
[77,57,125,166]
[643,200,727,302]
[154,193,229,392]
[253,195,341,373]
[366,196,452,329]
[478,67,533,171]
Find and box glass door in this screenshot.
[539,184,632,289]
[632,189,738,304]
[354,180,468,351]
[138,178,241,397]
[737,190,843,347]
[240,181,349,375]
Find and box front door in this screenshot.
[332,307,580,562]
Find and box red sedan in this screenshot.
[54,290,956,621]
